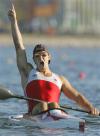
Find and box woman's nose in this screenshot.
[40,55,44,61]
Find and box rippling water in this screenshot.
[0,45,100,136]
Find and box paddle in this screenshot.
[61,105,90,114]
[0,85,45,103]
[0,86,99,115]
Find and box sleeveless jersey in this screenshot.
[25,69,62,113]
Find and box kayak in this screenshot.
[10,109,85,131]
[9,109,85,131]
[0,86,85,131]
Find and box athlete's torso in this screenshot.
[25,69,62,113]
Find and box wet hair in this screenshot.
[33,44,51,64]
[33,44,48,55]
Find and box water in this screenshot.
[0,45,100,136]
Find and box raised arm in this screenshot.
[8,3,33,89]
[8,3,24,51]
[60,76,99,115]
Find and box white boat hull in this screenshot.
[9,109,85,131]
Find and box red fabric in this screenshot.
[26,80,61,113]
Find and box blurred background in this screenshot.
[0,1,100,135]
[0,0,100,36]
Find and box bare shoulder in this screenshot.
[59,75,65,81]
[59,75,69,83]
[59,75,73,89]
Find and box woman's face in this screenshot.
[33,51,50,71]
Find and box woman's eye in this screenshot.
[35,55,39,58]
[42,54,46,57]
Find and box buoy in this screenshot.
[79,72,86,79]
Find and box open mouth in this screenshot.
[40,61,44,66]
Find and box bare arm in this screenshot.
[8,4,33,89]
[60,76,99,115]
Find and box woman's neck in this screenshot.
[37,68,52,76]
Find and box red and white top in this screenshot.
[25,69,62,113]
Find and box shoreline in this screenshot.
[0,33,100,47]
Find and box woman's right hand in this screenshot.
[8,2,16,22]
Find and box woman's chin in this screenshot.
[38,66,46,71]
